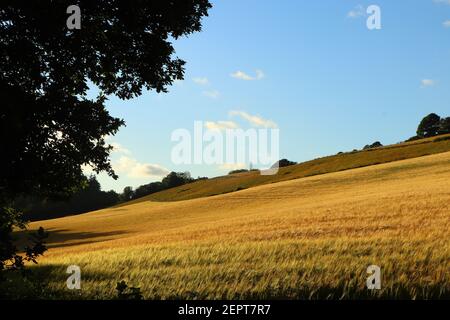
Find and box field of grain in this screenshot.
[6,150,449,299]
[130,134,450,203]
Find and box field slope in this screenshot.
[11,149,450,299]
[127,134,450,203]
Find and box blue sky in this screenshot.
[89,0,450,192]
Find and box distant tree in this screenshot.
[104,191,120,206]
[417,113,441,138]
[363,141,383,150]
[125,172,206,201]
[15,176,120,221]
[271,159,297,169]
[121,187,134,202]
[371,141,383,148]
[133,182,164,199]
[439,117,450,135]
[60,176,119,215]
[405,136,420,142]
[162,172,193,189]
[228,169,249,175]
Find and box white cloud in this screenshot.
[82,140,131,175]
[110,142,131,155]
[203,89,220,99]
[219,163,247,171]
[347,5,365,18]
[115,156,169,179]
[205,121,239,131]
[193,77,209,85]
[443,20,450,27]
[421,79,436,87]
[230,69,265,81]
[229,110,278,128]
[84,140,169,180]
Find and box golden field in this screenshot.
[136,134,450,202]
[9,147,450,299]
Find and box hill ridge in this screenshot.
[119,134,450,204]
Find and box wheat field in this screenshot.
[9,151,450,299]
[139,134,450,202]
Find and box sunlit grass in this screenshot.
[135,134,450,202]
[9,150,448,299]
[32,236,449,299]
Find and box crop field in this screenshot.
[136,134,450,203]
[7,149,450,299]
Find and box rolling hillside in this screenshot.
[9,146,450,299]
[125,134,450,203]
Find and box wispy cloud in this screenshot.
[110,142,131,155]
[115,156,169,179]
[443,20,450,27]
[100,140,170,179]
[205,121,239,131]
[203,89,220,99]
[192,77,220,99]
[82,150,169,179]
[421,79,436,87]
[193,77,209,85]
[231,69,265,81]
[347,5,365,18]
[434,0,450,5]
[229,110,277,128]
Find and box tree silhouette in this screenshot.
[439,117,450,135]
[162,172,194,189]
[417,113,441,138]
[271,159,297,169]
[363,141,383,150]
[0,0,211,284]
[16,176,121,221]
[120,186,135,202]
[1,0,211,202]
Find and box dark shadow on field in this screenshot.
[0,263,116,300]
[13,228,130,250]
[2,262,449,300]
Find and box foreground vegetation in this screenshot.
[5,150,450,299]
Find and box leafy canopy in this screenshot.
[0,0,212,201]
[0,0,211,287]
[417,113,441,138]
